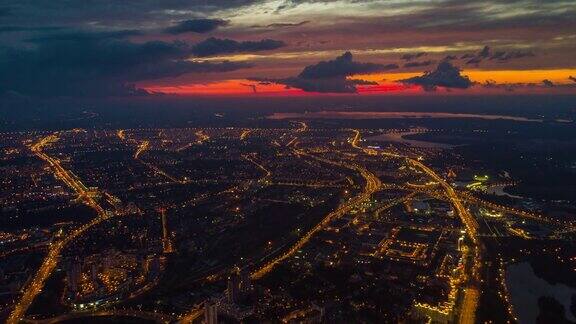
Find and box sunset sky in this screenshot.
[1,0,575,97]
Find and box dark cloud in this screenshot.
[0,26,65,33]
[401,61,472,91]
[403,60,433,68]
[478,45,490,58]
[279,0,576,33]
[24,30,142,42]
[254,77,375,93]
[1,0,571,97]
[381,63,400,70]
[191,37,285,57]
[480,78,576,92]
[466,57,482,65]
[482,79,501,88]
[489,50,534,62]
[461,46,534,65]
[251,52,395,93]
[298,51,393,79]
[443,55,457,61]
[481,79,516,92]
[2,1,576,50]
[569,76,576,83]
[251,21,310,29]
[240,83,258,93]
[0,7,10,17]
[504,51,534,60]
[489,51,506,60]
[368,1,576,33]
[462,45,489,65]
[0,34,251,97]
[164,18,228,34]
[400,52,426,61]
[0,1,259,27]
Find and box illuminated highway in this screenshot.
[350,128,480,324]
[373,192,417,218]
[243,153,272,180]
[177,304,204,323]
[134,140,149,159]
[140,159,183,184]
[8,133,114,324]
[271,181,346,188]
[406,158,479,241]
[295,121,308,132]
[130,127,554,323]
[116,129,126,140]
[194,130,210,144]
[123,134,184,184]
[250,148,381,279]
[21,126,554,324]
[160,208,174,254]
[350,128,478,240]
[240,129,251,140]
[459,191,571,227]
[459,287,480,324]
[23,309,172,324]
[388,181,569,230]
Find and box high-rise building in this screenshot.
[226,272,240,304]
[67,258,82,297]
[90,262,99,282]
[239,267,252,294]
[143,255,161,278]
[457,236,464,252]
[204,300,218,324]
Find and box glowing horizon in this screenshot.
[143,68,576,96]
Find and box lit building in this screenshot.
[143,255,161,278]
[239,267,252,294]
[66,258,82,297]
[226,272,240,304]
[457,236,464,252]
[204,300,218,324]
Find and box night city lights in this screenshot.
[1,1,576,324]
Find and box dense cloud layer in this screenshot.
[404,60,433,68]
[0,1,259,27]
[252,52,397,93]
[0,14,290,98]
[191,37,285,57]
[1,0,574,97]
[298,52,392,79]
[490,50,534,62]
[0,7,10,17]
[164,19,229,34]
[24,30,143,42]
[401,52,426,61]
[251,21,310,29]
[0,34,252,97]
[542,79,554,87]
[463,45,535,65]
[401,61,472,91]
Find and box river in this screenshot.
[267,111,549,122]
[506,261,576,323]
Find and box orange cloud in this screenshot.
[361,68,576,84]
[143,69,576,96]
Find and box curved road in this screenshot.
[8,134,115,324]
